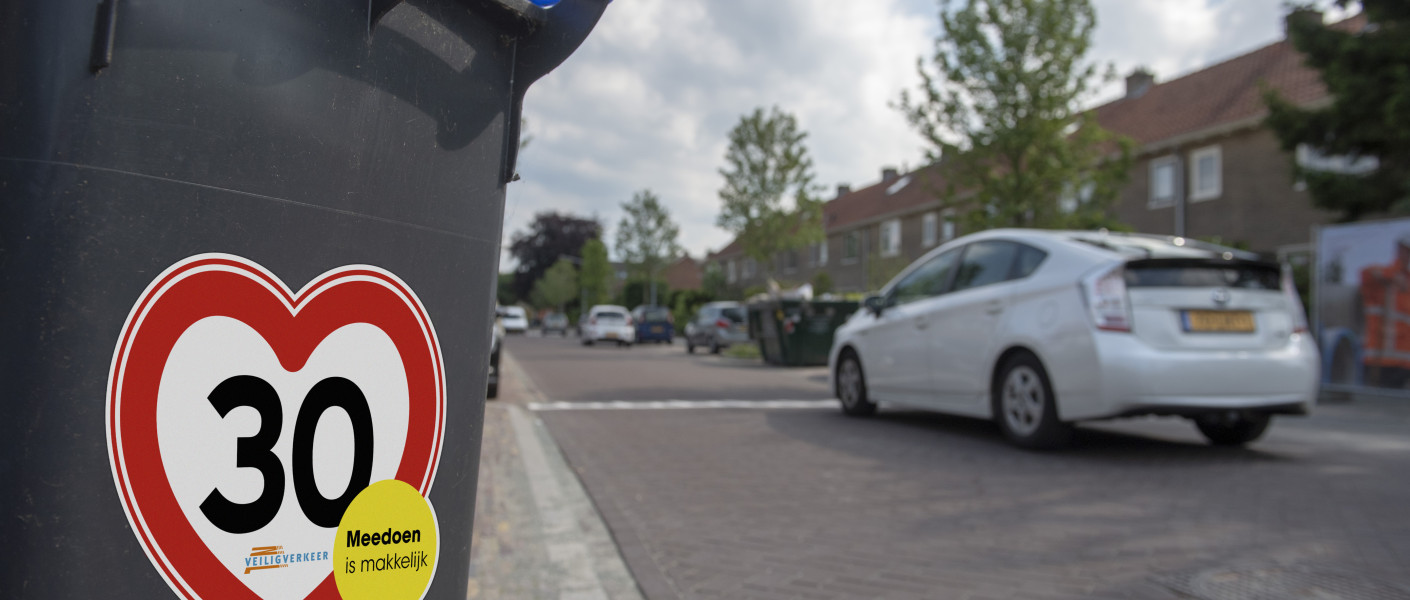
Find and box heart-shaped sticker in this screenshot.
[107,254,445,600]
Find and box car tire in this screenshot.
[1193,411,1271,446]
[992,353,1071,449]
[583,339,593,346]
[687,340,695,354]
[836,351,877,417]
[487,381,498,399]
[709,339,721,354]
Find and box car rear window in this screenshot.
[720,307,745,322]
[641,308,671,321]
[595,311,625,320]
[1125,260,1280,290]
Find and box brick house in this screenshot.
[705,13,1354,295]
[705,165,959,295]
[1091,14,1361,255]
[661,254,703,291]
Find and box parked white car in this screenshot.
[581,304,636,347]
[829,229,1319,449]
[498,305,529,334]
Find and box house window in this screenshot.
[1149,155,1179,208]
[843,231,860,262]
[782,250,798,273]
[726,260,737,283]
[922,212,938,247]
[880,219,901,257]
[742,258,755,279]
[815,240,829,267]
[942,211,956,242]
[1189,145,1221,201]
[1059,181,1096,214]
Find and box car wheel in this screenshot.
[709,339,721,354]
[583,339,593,346]
[1193,411,1271,446]
[993,353,1071,449]
[836,351,877,417]
[686,340,695,354]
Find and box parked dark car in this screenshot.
[685,301,749,354]
[632,305,674,343]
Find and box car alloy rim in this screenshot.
[1002,365,1043,436]
[839,359,861,407]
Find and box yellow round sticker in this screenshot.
[333,479,439,600]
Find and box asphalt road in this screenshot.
[495,333,1410,600]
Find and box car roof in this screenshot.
[589,304,628,313]
[936,228,1262,261]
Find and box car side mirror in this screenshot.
[864,295,885,316]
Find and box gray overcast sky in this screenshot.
[503,0,1349,271]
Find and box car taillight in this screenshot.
[590,317,597,325]
[715,319,730,329]
[1080,264,1131,332]
[667,313,674,324]
[626,317,634,326]
[1282,264,1309,334]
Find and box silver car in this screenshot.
[685,301,750,354]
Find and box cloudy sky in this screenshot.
[504,0,1350,270]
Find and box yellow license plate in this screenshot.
[605,332,617,339]
[651,326,663,333]
[1182,310,1255,333]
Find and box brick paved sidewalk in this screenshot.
[466,351,643,600]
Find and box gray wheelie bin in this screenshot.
[0,1,604,598]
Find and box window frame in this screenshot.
[885,247,961,307]
[1148,155,1179,209]
[880,218,902,257]
[922,212,938,247]
[842,231,860,263]
[1189,145,1221,202]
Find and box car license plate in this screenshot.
[605,332,617,339]
[1182,310,1255,333]
[651,326,663,333]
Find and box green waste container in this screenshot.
[749,299,860,367]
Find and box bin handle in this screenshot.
[500,0,608,183]
[369,0,606,182]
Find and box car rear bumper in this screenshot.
[637,324,673,340]
[587,326,635,342]
[1084,332,1320,419]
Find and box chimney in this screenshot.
[835,184,851,198]
[1284,8,1324,36]
[881,167,899,183]
[1125,68,1154,99]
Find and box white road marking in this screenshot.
[527,399,837,411]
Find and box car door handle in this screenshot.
[985,301,1004,315]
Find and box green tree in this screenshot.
[496,272,517,306]
[530,258,578,312]
[701,262,728,299]
[810,271,834,296]
[899,0,1132,230]
[716,107,824,277]
[615,189,683,306]
[578,238,611,309]
[1264,1,1410,220]
[508,212,601,301]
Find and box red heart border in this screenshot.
[106,254,446,600]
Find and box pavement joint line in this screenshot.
[527,399,838,411]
